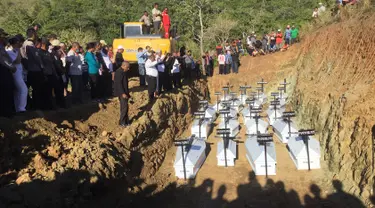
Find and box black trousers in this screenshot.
[70,75,83,104]
[146,75,157,99]
[28,71,44,109]
[158,71,166,93]
[219,64,225,74]
[103,72,113,98]
[185,63,192,79]
[119,96,129,125]
[44,75,65,109]
[89,74,99,99]
[172,72,182,89]
[164,73,172,91]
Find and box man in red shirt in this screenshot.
[162,7,171,39]
[276,29,283,50]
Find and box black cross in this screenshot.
[240,85,252,103]
[245,107,265,134]
[194,111,206,139]
[280,78,289,93]
[257,133,274,178]
[270,100,281,122]
[216,128,231,167]
[174,137,195,180]
[257,78,268,93]
[199,100,209,110]
[289,129,316,171]
[278,87,285,99]
[282,111,296,139]
[214,92,221,111]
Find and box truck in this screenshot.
[112,22,177,76]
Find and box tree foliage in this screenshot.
[0,0,324,52]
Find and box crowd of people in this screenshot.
[213,24,299,75]
[139,3,172,38]
[0,25,133,119]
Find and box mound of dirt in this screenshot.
[0,79,208,207]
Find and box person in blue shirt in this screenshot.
[84,42,100,101]
[284,25,292,46]
[136,47,147,86]
[225,50,232,74]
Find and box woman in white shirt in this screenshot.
[145,53,160,100]
[171,55,182,89]
[6,37,27,112]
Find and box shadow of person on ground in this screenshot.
[325,180,366,208]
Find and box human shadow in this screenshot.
[0,166,370,208]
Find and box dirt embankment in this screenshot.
[288,13,375,204]
[0,79,208,207]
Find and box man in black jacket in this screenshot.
[114,61,131,127]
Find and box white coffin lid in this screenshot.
[192,119,211,130]
[218,118,240,130]
[217,139,236,158]
[245,119,269,134]
[219,108,237,119]
[255,93,267,104]
[288,136,320,159]
[266,108,284,121]
[205,106,216,119]
[237,94,248,104]
[174,138,206,167]
[241,107,251,118]
[245,136,276,163]
[273,120,298,138]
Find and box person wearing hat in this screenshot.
[115,45,125,72]
[22,28,45,110]
[284,25,292,46]
[6,36,28,113]
[50,39,66,108]
[276,29,283,50]
[0,28,17,117]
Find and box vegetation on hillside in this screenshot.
[0,0,331,51]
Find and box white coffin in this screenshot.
[245,118,269,135]
[203,105,217,122]
[266,108,284,126]
[216,139,237,166]
[218,108,238,120]
[228,99,241,112]
[256,93,268,104]
[218,119,240,137]
[174,138,207,179]
[273,120,298,143]
[191,119,212,139]
[279,98,287,108]
[237,94,249,106]
[241,107,251,123]
[245,136,277,175]
[287,136,321,170]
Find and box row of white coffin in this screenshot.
[174,136,321,179]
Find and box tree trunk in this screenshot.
[198,6,205,75]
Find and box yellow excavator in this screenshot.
[112,22,177,76]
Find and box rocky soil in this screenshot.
[0,78,208,207]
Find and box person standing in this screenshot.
[231,49,239,74]
[312,8,319,19]
[163,53,173,90]
[21,28,45,109]
[145,53,159,100]
[6,37,28,113]
[276,29,283,50]
[67,42,84,104]
[50,40,66,108]
[216,44,223,56]
[101,45,114,98]
[139,11,151,34]
[152,3,162,34]
[204,52,213,77]
[161,7,171,39]
[225,50,232,74]
[115,45,125,72]
[136,47,147,86]
[291,25,299,44]
[284,25,292,46]
[0,28,16,117]
[171,54,182,89]
[85,42,100,102]
[218,52,225,75]
[114,61,131,127]
[156,51,166,93]
[183,50,193,79]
